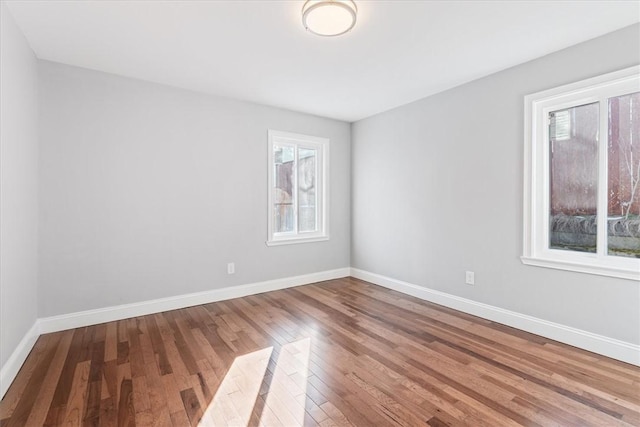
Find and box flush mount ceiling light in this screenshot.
[302,0,357,37]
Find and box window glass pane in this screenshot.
[298,148,317,233]
[274,145,295,233]
[549,103,599,253]
[608,92,640,258]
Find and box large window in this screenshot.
[523,66,640,280]
[267,130,329,245]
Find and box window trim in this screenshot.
[522,65,640,281]
[267,130,329,246]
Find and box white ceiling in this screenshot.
[6,1,640,122]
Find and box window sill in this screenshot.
[520,256,639,281]
[266,236,330,246]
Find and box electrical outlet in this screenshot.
[227,262,235,275]
[465,271,475,285]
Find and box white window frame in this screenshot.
[522,65,640,281]
[267,130,329,246]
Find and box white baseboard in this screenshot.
[38,268,351,334]
[350,268,640,366]
[3,266,637,401]
[0,321,40,399]
[1,267,350,399]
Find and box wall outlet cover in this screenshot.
[465,271,475,285]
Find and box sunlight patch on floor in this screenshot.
[199,346,273,426]
[259,337,312,426]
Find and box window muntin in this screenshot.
[523,66,640,280]
[267,130,328,245]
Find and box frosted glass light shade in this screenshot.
[302,1,357,37]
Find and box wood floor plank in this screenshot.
[2,277,639,426]
[22,330,74,427]
[179,388,201,425]
[44,327,85,426]
[61,360,91,426]
[116,378,135,427]
[139,327,173,427]
[98,396,116,427]
[0,334,52,420]
[4,335,60,427]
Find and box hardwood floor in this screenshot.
[1,277,639,426]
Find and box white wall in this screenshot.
[0,4,39,368]
[352,24,640,345]
[38,61,351,317]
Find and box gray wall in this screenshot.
[0,4,39,368]
[38,61,351,317]
[352,24,640,345]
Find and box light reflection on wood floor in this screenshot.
[1,277,639,426]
